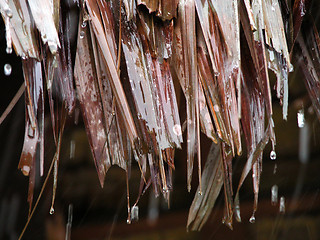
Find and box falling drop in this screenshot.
[273,163,277,175]
[249,214,255,223]
[49,207,55,215]
[270,150,276,160]
[279,196,285,213]
[297,109,305,128]
[6,47,12,54]
[80,31,85,39]
[198,190,203,196]
[70,140,75,159]
[130,205,139,221]
[65,204,73,240]
[74,108,80,125]
[126,219,131,224]
[271,185,278,206]
[4,63,12,76]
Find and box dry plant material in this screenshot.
[1,0,319,236]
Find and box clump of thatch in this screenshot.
[0,0,319,238]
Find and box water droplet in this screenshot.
[74,108,80,125]
[70,140,75,159]
[279,196,285,213]
[269,50,275,61]
[47,79,52,90]
[270,150,276,160]
[234,203,241,222]
[162,187,169,193]
[172,124,182,136]
[289,64,294,72]
[130,205,139,221]
[21,165,30,176]
[249,214,255,223]
[28,124,35,138]
[273,163,277,175]
[6,46,12,54]
[271,184,278,206]
[42,34,47,42]
[5,9,13,18]
[126,219,131,224]
[297,109,305,128]
[48,41,57,55]
[198,190,203,195]
[4,63,12,76]
[80,31,85,39]
[214,72,220,77]
[49,207,55,215]
[213,105,220,112]
[81,21,87,28]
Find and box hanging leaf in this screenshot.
[187,141,223,231]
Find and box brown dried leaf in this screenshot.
[173,0,201,192]
[2,0,40,59]
[74,21,109,186]
[187,141,223,231]
[295,17,320,120]
[86,0,139,148]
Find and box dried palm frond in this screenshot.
[1,0,320,237]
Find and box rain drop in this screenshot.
[70,140,75,159]
[80,31,85,39]
[162,187,169,193]
[297,109,305,128]
[130,205,139,221]
[4,9,13,18]
[273,163,277,175]
[81,21,87,28]
[279,196,285,213]
[172,124,182,136]
[289,64,294,72]
[53,55,58,68]
[6,46,12,54]
[271,184,278,206]
[48,41,57,55]
[74,108,80,125]
[21,165,30,176]
[270,150,276,160]
[234,203,241,222]
[49,207,55,215]
[4,63,12,76]
[249,214,255,223]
